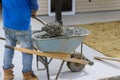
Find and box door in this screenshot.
[51,0,72,12]
[49,0,75,16]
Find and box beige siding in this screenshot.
[38,0,120,15]
[76,0,120,13]
[37,0,48,15]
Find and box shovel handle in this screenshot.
[34,16,47,26]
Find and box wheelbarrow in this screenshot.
[31,26,94,80]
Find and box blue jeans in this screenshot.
[3,27,33,73]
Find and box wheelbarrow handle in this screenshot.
[5,45,92,64]
[5,45,14,50]
[0,37,6,40]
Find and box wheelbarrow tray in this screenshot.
[32,27,90,53]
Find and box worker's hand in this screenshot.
[31,10,37,18]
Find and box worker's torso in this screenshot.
[2,0,31,30]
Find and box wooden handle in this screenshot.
[5,45,91,64]
[94,56,120,62]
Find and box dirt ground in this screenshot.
[77,21,120,58]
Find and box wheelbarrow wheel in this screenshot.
[67,53,86,72]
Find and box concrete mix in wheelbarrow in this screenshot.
[34,27,88,38]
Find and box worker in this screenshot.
[2,0,39,80]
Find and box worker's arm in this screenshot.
[30,0,39,17]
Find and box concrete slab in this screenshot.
[39,10,120,25]
[1,10,120,80]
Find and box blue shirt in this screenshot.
[2,0,39,30]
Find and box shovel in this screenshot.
[34,17,63,37]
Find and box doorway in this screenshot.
[48,0,75,16]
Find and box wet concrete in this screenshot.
[41,21,63,37]
[33,27,89,38]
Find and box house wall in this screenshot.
[37,0,120,15]
[37,0,48,15]
[76,0,120,13]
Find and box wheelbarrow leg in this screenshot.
[36,56,46,70]
[55,60,65,80]
[44,57,50,80]
[36,55,51,80]
[36,55,53,70]
[80,42,83,56]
